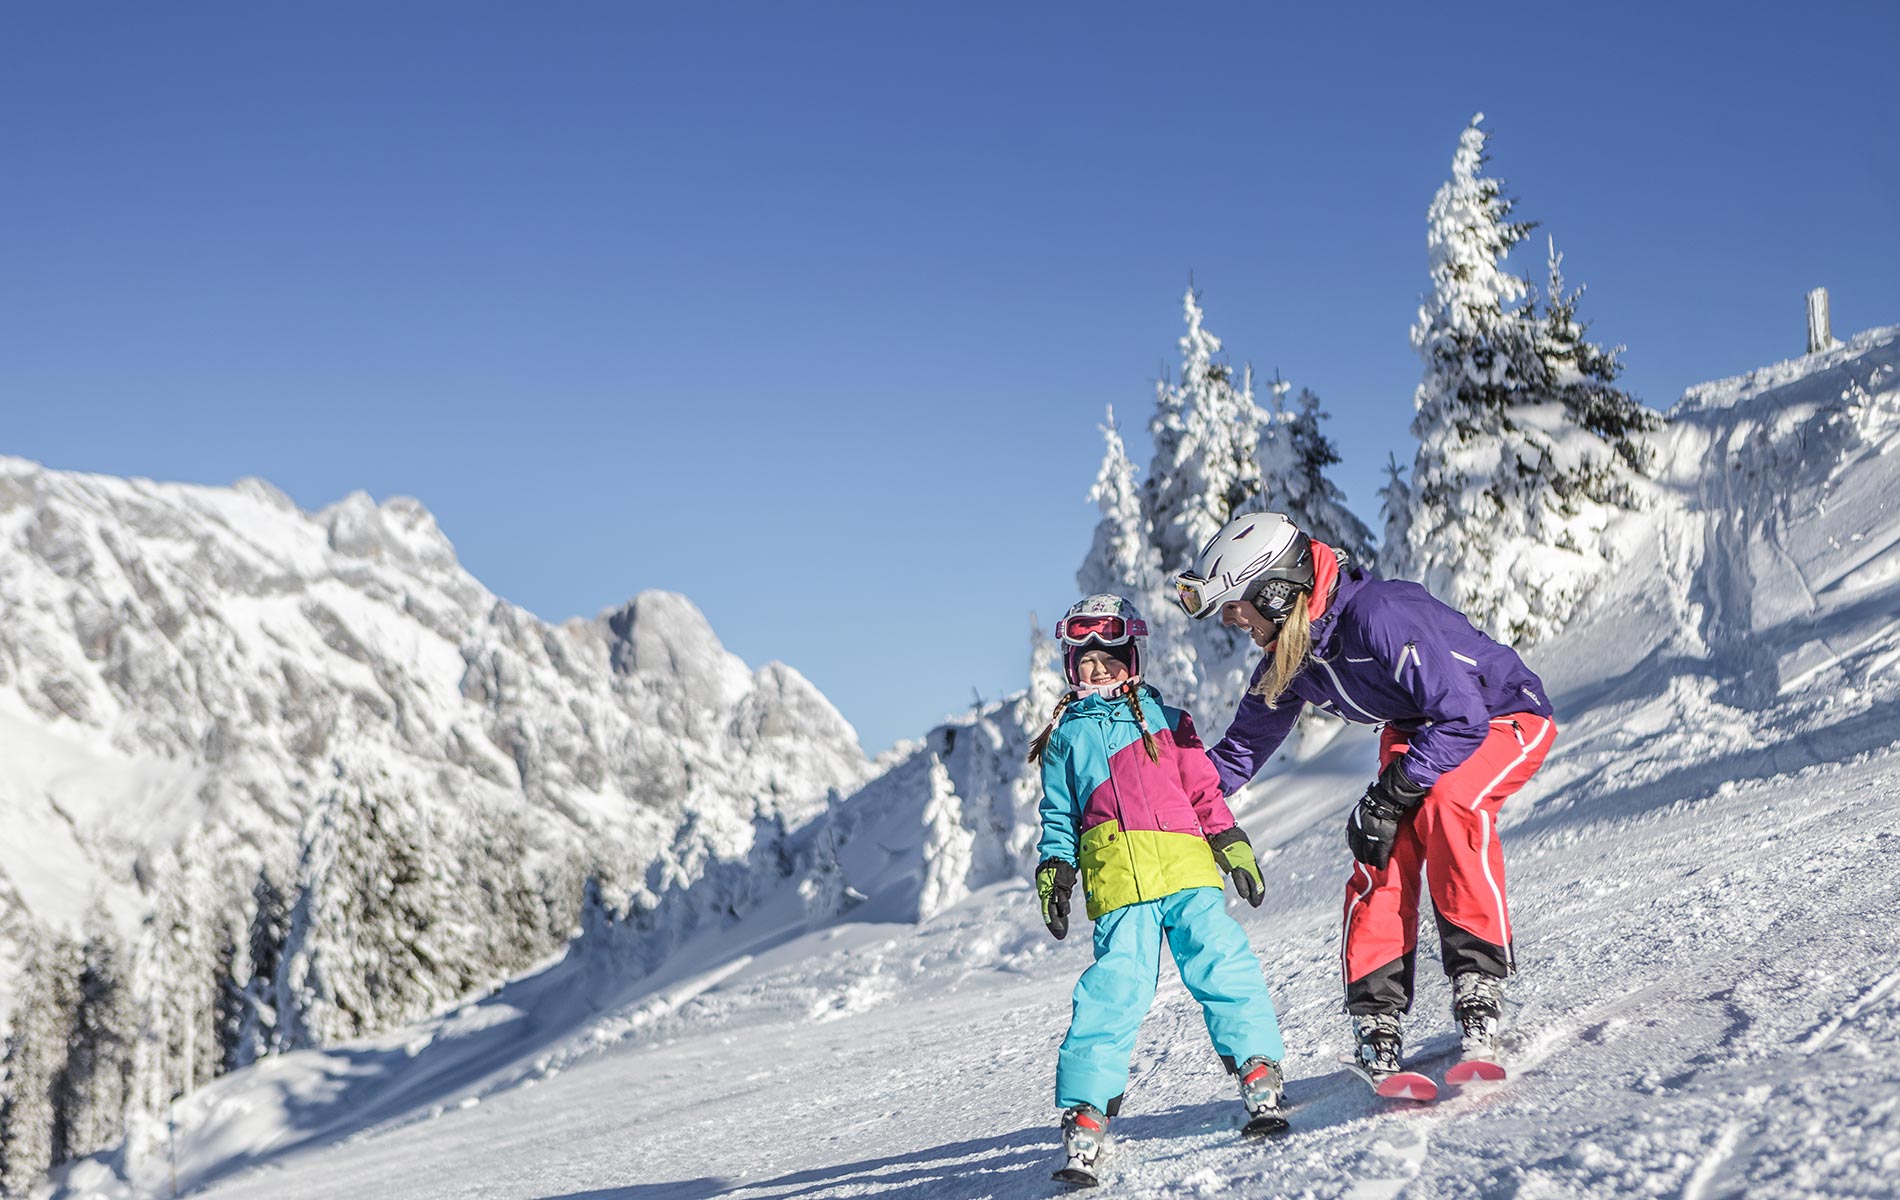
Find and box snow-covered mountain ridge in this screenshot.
[0,458,871,1187]
[31,325,1900,1198]
[0,461,867,877]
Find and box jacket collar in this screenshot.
[1308,562,1368,658]
[1066,683,1161,719]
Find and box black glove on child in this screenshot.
[1036,858,1079,940]
[1345,758,1430,870]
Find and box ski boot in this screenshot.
[1053,1103,1108,1187]
[1447,972,1507,1082]
[1348,1012,1435,1100]
[1236,1056,1289,1136]
[1451,971,1504,1055]
[1351,1012,1404,1077]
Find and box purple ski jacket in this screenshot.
[1207,564,1554,796]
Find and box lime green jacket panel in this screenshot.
[1077,819,1224,921]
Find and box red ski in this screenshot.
[1445,1058,1507,1084]
[1347,1063,1438,1102]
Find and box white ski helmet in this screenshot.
[1056,594,1147,687]
[1172,512,1315,625]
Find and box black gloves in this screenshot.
[1036,858,1078,939]
[1209,827,1265,907]
[1345,758,1430,870]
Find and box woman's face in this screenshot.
[1221,600,1279,649]
[1076,649,1131,686]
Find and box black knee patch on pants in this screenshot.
[1435,910,1512,978]
[1345,951,1416,1015]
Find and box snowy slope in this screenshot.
[42,328,1900,1198]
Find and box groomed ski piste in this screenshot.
[46,330,1900,1198]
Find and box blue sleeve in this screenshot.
[1372,618,1489,788]
[1035,729,1079,865]
[1206,658,1305,797]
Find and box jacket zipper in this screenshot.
[1311,652,1386,722]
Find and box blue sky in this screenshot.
[5,2,1896,754]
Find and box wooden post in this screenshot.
[1807,287,1835,354]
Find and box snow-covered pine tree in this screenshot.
[1538,236,1663,487]
[0,927,79,1195]
[230,865,291,1070]
[1074,406,1194,699]
[130,845,232,1121]
[269,767,570,1056]
[1077,406,1160,602]
[58,909,135,1162]
[1146,287,1263,570]
[1378,452,1412,566]
[272,769,486,1049]
[1396,113,1660,642]
[1256,380,1378,569]
[916,755,974,922]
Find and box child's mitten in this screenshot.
[1210,827,1264,907]
[1036,858,1078,939]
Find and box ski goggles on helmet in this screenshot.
[1172,571,1304,625]
[1171,572,1217,620]
[1058,613,1146,646]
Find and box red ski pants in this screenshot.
[1341,714,1556,985]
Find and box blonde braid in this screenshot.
[1121,680,1161,763]
[1026,692,1074,765]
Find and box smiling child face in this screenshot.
[1076,648,1131,687]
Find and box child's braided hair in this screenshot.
[1026,692,1072,765]
[1119,679,1161,763]
[1028,682,1162,766]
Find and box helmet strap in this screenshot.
[1073,675,1139,700]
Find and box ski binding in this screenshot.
[1052,1155,1100,1187]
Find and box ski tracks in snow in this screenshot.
[1798,966,1900,1055]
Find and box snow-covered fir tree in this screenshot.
[0,928,79,1195]
[1145,288,1266,571]
[1078,406,1161,602]
[1394,113,1663,642]
[130,847,234,1120]
[1076,407,1195,699]
[1256,379,1378,569]
[1073,288,1379,722]
[916,755,974,922]
[273,769,480,1050]
[1538,236,1662,486]
[230,866,292,1070]
[1378,452,1412,567]
[260,765,575,1057]
[57,910,135,1164]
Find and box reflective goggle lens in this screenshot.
[1173,576,1208,617]
[1061,614,1127,644]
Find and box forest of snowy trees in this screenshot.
[0,770,580,1196]
[0,112,1669,1196]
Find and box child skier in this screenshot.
[1171,512,1558,1090]
[1030,593,1287,1184]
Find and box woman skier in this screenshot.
[1170,513,1556,1087]
[1030,593,1288,1184]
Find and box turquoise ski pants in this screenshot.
[1055,886,1285,1112]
